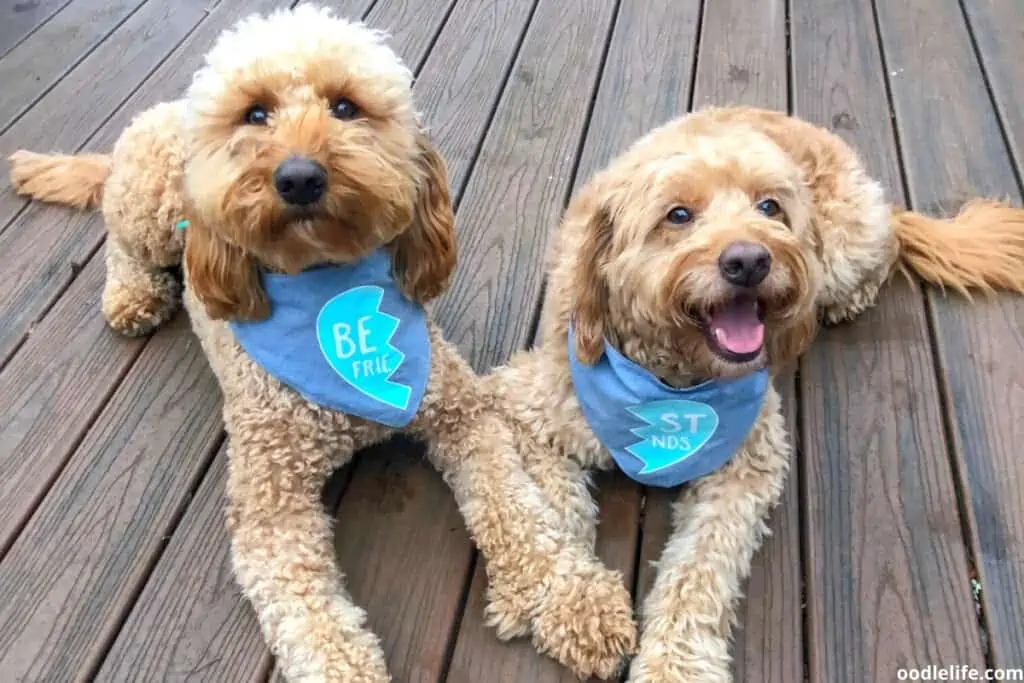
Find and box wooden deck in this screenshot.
[0,0,1022,680]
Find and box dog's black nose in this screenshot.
[718,241,772,287]
[273,156,327,206]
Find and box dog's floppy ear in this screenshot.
[390,131,456,303]
[567,194,614,365]
[184,214,269,322]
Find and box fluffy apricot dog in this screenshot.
[484,107,1024,682]
[8,6,636,681]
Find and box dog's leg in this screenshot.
[225,408,390,683]
[475,362,608,641]
[415,340,635,680]
[517,431,599,548]
[628,388,790,683]
[484,363,605,551]
[101,236,181,336]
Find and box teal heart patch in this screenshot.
[315,285,411,410]
[625,399,720,474]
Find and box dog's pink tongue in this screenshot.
[709,298,764,355]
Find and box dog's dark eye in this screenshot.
[331,97,360,120]
[756,198,783,218]
[666,206,694,225]
[243,105,269,126]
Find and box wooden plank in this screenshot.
[961,0,1024,173]
[93,447,274,683]
[0,0,208,212]
[449,1,700,678]
[690,0,787,112]
[731,382,802,683]
[410,0,537,194]
[429,0,617,370]
[0,0,152,131]
[874,0,1024,669]
[792,0,992,679]
[334,443,475,683]
[325,0,554,679]
[631,0,804,681]
[0,315,223,682]
[0,255,146,557]
[570,0,700,187]
[0,0,73,57]
[364,0,456,69]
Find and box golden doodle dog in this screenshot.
[484,106,1024,682]
[8,6,636,681]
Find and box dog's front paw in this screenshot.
[101,269,180,336]
[277,623,391,683]
[483,580,534,641]
[324,630,391,683]
[627,624,731,683]
[529,559,636,680]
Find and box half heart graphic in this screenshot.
[315,285,412,411]
[624,399,720,474]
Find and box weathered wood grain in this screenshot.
[571,0,701,188]
[0,0,73,57]
[961,0,1024,174]
[410,0,539,195]
[0,315,223,682]
[793,0,992,678]
[690,0,787,112]
[0,0,151,131]
[874,0,1024,668]
[429,0,618,370]
[0,0,208,194]
[0,255,145,557]
[365,0,457,69]
[93,447,274,683]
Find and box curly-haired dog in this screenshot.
[483,106,1024,682]
[8,6,636,681]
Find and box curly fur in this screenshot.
[8,6,636,681]
[483,106,1024,682]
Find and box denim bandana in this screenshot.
[567,327,768,488]
[229,248,430,428]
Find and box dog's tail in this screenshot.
[8,151,111,210]
[891,199,1024,297]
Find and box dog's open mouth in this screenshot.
[702,293,766,363]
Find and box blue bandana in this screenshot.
[229,249,430,428]
[567,328,769,488]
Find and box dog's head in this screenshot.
[563,119,822,383]
[181,5,455,321]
